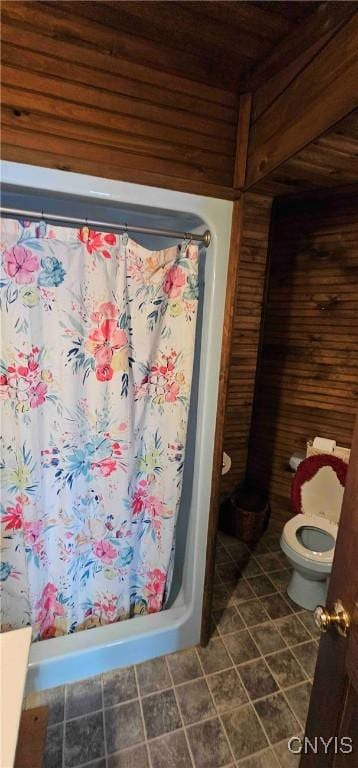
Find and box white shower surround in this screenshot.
[1,161,233,692]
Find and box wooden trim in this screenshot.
[234,93,252,189]
[1,144,237,201]
[246,14,358,188]
[200,197,245,645]
[15,706,48,768]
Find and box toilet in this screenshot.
[280,454,347,611]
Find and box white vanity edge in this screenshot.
[0,627,32,768]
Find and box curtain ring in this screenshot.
[37,209,47,237]
[122,222,128,246]
[82,217,90,242]
[182,233,192,255]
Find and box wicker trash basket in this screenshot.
[219,480,270,545]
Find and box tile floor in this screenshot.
[24,525,320,768]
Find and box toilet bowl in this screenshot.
[280,454,347,610]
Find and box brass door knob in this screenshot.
[314,600,351,637]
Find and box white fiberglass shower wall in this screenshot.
[1,161,232,692]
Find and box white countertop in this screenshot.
[0,627,32,768]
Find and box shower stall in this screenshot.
[1,160,233,692]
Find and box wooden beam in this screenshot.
[234,93,252,189]
[201,196,244,645]
[246,13,358,188]
[245,1,357,120]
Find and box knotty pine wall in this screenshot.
[0,2,238,198]
[221,192,272,497]
[246,188,358,523]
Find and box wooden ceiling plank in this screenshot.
[96,0,260,61]
[254,2,319,23]
[282,158,358,187]
[318,134,358,156]
[0,9,237,106]
[173,1,294,40]
[251,12,358,143]
[0,1,227,90]
[246,15,358,188]
[296,145,358,175]
[246,2,357,118]
[37,0,250,90]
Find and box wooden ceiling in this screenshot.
[1,1,356,197]
[251,110,358,196]
[40,0,320,92]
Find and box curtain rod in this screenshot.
[0,206,211,247]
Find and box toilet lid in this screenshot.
[291,454,347,525]
[283,513,337,564]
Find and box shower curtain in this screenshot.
[0,217,199,640]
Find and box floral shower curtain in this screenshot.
[0,217,199,640]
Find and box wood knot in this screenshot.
[314,295,339,311]
[258,159,267,172]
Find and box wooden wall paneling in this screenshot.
[220,193,273,500]
[201,197,244,646]
[247,188,358,524]
[0,1,240,197]
[1,64,236,143]
[246,13,358,188]
[0,34,236,124]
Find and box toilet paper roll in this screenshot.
[222,452,232,475]
[289,453,305,472]
[312,436,336,453]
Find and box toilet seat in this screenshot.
[282,513,337,564]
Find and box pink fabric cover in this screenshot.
[291,454,347,515]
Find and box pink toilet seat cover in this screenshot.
[291,454,347,517]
